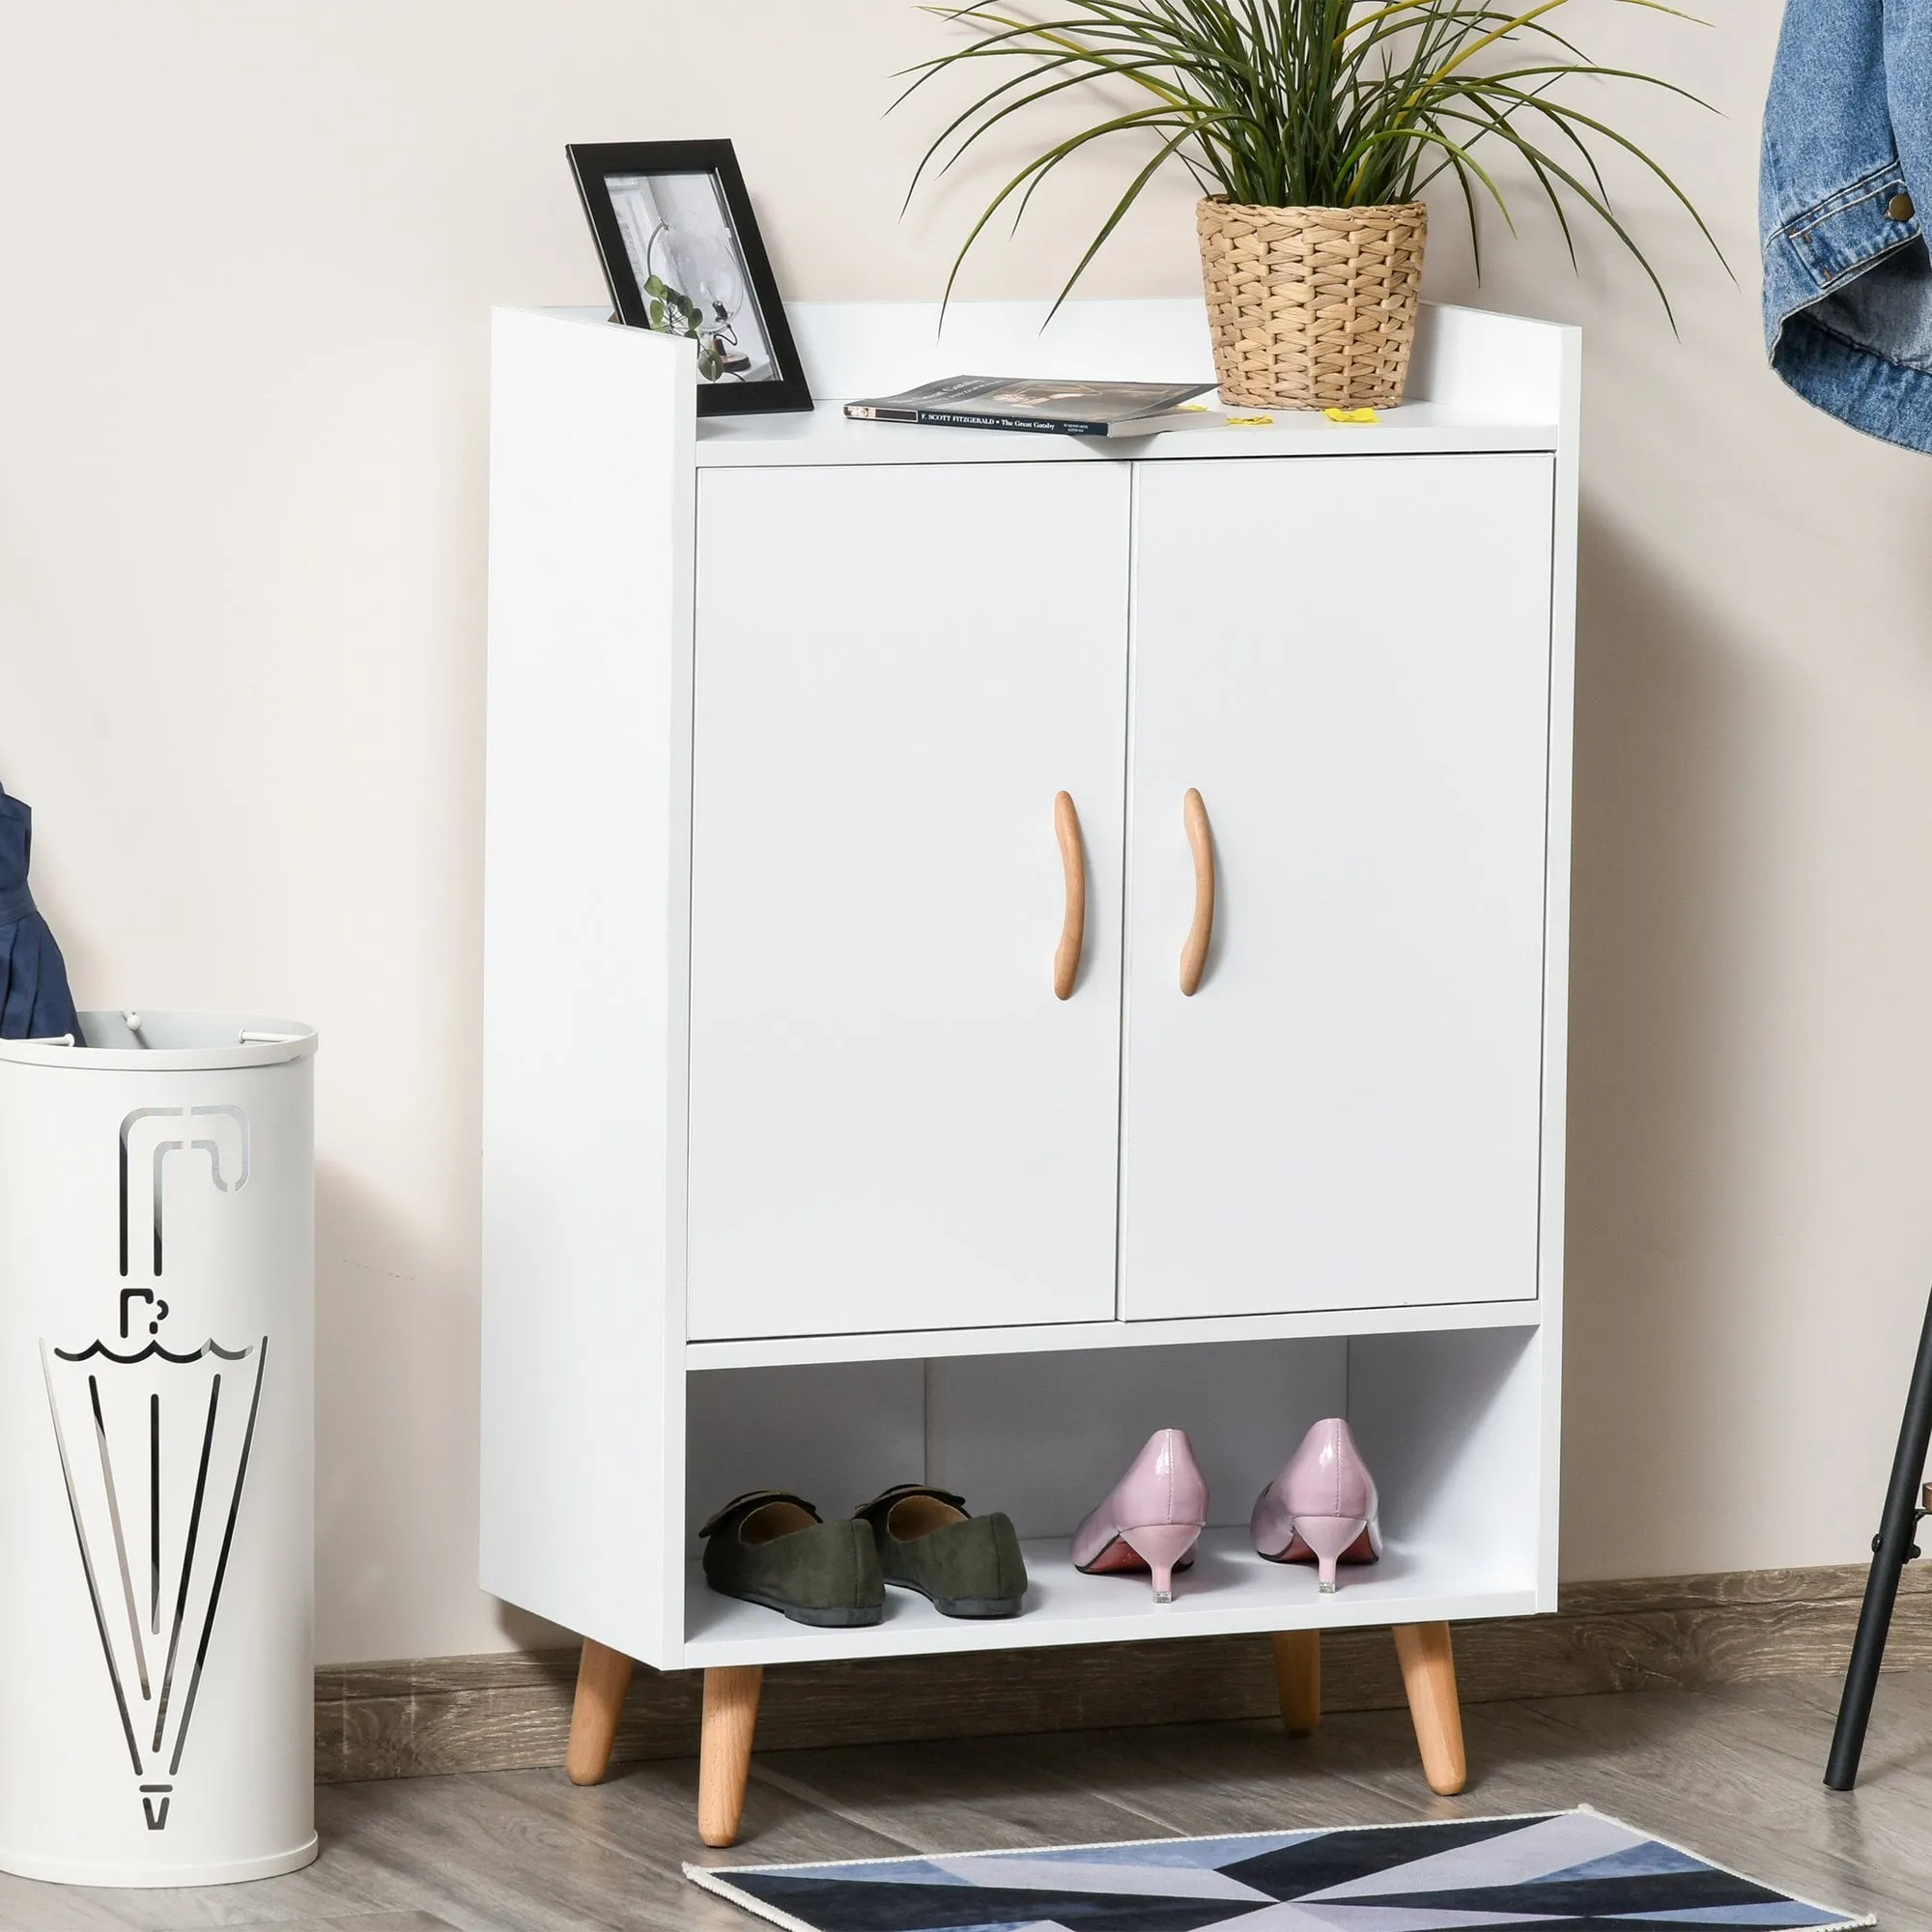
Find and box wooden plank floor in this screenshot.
[2,1668,1926,1930]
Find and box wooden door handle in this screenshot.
[1054,791,1086,1001]
[1180,787,1214,996]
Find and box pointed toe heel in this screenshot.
[1071,1428,1212,1602]
[1253,1418,1382,1593]
[1295,1515,1371,1592]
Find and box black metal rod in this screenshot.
[1826,1287,1932,1789]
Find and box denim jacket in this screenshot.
[1762,0,1932,450]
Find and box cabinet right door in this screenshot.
[1122,453,1556,1321]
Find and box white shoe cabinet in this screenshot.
[481,297,1578,1844]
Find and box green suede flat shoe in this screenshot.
[855,1484,1028,1618]
[700,1492,885,1628]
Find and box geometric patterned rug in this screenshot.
[685,1809,1872,1929]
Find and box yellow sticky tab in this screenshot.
[1176,402,1209,412]
[1323,407,1380,424]
[1226,413,1274,427]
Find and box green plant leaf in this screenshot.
[900,0,1722,318]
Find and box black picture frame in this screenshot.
[567,140,812,417]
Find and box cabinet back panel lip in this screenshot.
[515,298,1570,400]
[502,301,1569,465]
[685,1295,1541,1372]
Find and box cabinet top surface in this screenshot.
[692,399,1558,467]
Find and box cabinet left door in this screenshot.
[686,461,1130,1341]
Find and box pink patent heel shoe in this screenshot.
[1071,1428,1208,1603]
[1251,1417,1382,1592]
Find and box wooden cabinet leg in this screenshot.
[699,1664,764,1848]
[1271,1630,1321,1736]
[566,1637,634,1786]
[1393,1621,1466,1795]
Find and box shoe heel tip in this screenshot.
[1318,1579,1337,1594]
[1153,1588,1173,1605]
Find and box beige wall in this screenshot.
[2,2,1922,1663]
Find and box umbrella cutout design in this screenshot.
[120,1104,250,1282]
[41,1102,262,1833]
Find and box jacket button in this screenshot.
[1889,191,1916,221]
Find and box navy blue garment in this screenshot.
[1762,0,1932,450]
[0,783,79,1039]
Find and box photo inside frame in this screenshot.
[604,171,777,384]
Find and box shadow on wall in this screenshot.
[316,1156,566,1660]
[1560,505,1772,1573]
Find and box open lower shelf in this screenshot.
[679,1526,1540,1667]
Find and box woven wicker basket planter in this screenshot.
[1196,199,1428,410]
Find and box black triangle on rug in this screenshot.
[684,1807,1872,1931]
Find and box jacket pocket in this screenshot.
[1776,161,1920,293]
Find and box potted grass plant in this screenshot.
[902,1,1718,410]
